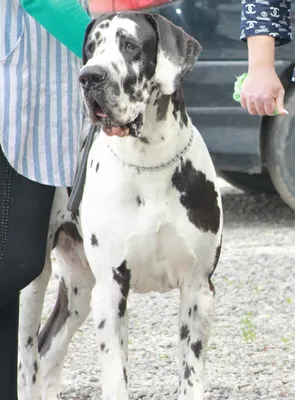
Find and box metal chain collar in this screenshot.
[106,130,195,172]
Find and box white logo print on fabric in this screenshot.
[246,20,258,29]
[245,4,256,14]
[270,7,280,17]
[256,0,270,4]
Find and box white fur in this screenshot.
[155,49,182,95]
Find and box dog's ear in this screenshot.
[145,14,202,95]
[82,19,97,65]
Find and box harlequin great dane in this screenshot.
[18,11,223,400]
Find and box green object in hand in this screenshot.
[233,73,248,102]
[233,72,279,115]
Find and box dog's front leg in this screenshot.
[91,261,130,400]
[178,276,215,400]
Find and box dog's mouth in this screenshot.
[92,100,143,138]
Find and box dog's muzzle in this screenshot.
[79,67,143,138]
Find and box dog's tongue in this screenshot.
[102,125,130,137]
[96,110,107,118]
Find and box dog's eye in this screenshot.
[125,42,136,52]
[88,43,95,54]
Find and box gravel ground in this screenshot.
[43,179,295,400]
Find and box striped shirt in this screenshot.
[0,0,88,187]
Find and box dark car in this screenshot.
[90,0,295,211]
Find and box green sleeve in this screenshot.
[20,0,91,58]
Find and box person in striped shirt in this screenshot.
[240,0,292,116]
[0,1,90,398]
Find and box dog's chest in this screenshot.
[81,132,221,294]
[126,221,196,293]
[82,173,197,292]
[81,165,203,292]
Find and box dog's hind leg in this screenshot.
[178,273,215,400]
[38,231,94,400]
[18,255,52,400]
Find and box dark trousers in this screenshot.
[0,146,55,399]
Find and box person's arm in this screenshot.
[239,1,291,116]
[20,0,91,58]
[241,0,292,47]
[247,35,275,72]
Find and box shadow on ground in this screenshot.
[221,190,295,227]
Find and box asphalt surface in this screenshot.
[43,179,295,400]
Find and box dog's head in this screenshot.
[80,12,202,137]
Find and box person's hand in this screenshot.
[240,66,288,116]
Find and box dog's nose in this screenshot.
[79,67,108,90]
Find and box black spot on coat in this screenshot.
[139,136,149,144]
[33,361,38,373]
[136,196,142,206]
[123,367,128,384]
[191,340,202,358]
[113,261,131,318]
[26,336,33,348]
[118,298,127,318]
[184,364,191,379]
[91,233,99,247]
[99,21,109,29]
[156,94,170,121]
[172,159,220,234]
[171,87,188,127]
[98,319,106,329]
[113,261,131,299]
[180,324,190,340]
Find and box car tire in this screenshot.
[218,170,277,194]
[266,90,295,211]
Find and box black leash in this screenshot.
[68,124,96,213]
